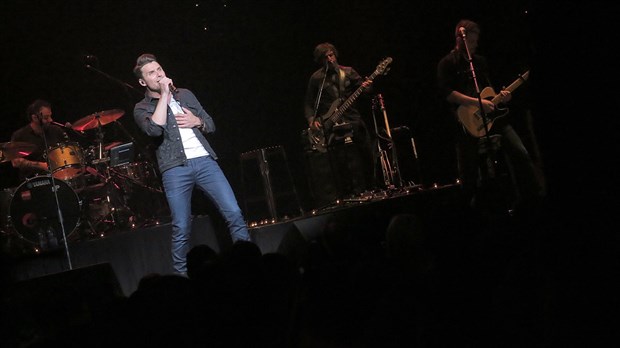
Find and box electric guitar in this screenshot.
[456,70,530,138]
[308,57,393,153]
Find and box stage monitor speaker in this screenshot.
[1,263,124,342]
[0,263,125,346]
[4,262,123,303]
[240,146,302,222]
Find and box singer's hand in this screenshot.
[174,107,201,128]
[158,77,174,94]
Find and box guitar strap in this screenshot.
[337,67,346,98]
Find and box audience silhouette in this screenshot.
[1,195,597,347]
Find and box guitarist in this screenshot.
[304,42,375,198]
[437,19,544,214]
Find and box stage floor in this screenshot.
[3,183,462,296]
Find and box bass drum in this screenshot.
[9,176,81,250]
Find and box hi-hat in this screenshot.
[0,141,37,162]
[72,109,125,131]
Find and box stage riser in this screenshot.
[8,216,223,296]
[7,185,460,297]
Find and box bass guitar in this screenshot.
[308,57,393,153]
[456,70,529,138]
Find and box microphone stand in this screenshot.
[309,62,329,151]
[460,32,497,180]
[309,62,345,204]
[85,64,142,99]
[38,115,73,269]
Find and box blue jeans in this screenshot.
[162,156,250,274]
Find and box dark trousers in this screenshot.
[456,123,544,211]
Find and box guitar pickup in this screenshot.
[333,122,353,131]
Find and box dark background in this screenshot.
[2,2,619,340]
[0,0,614,211]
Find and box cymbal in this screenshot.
[0,141,37,162]
[72,109,125,132]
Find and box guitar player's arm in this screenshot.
[447,90,496,114]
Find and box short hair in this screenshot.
[25,99,51,122]
[313,42,338,64]
[133,53,158,79]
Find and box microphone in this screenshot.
[51,121,73,129]
[169,83,177,93]
[458,27,467,38]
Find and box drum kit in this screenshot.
[0,109,169,255]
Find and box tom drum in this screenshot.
[47,142,85,181]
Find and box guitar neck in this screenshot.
[491,71,529,105]
[330,70,380,123]
[333,85,365,119]
[323,57,392,126]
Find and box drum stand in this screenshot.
[81,166,136,236]
[108,165,167,228]
[81,120,134,235]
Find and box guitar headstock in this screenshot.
[375,57,393,76]
[520,70,530,81]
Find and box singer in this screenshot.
[10,99,69,180]
[303,42,376,205]
[436,19,545,215]
[132,53,251,275]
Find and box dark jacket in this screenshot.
[133,88,217,174]
[304,65,366,125]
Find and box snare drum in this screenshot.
[9,176,81,249]
[47,142,85,181]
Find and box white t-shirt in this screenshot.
[169,96,209,159]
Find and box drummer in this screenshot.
[10,99,69,180]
